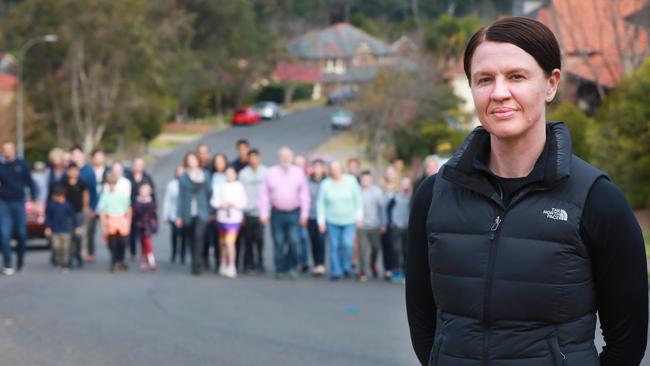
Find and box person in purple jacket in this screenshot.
[258,146,310,279]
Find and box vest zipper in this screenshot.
[483,211,504,366]
[489,216,502,236]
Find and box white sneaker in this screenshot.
[218,265,227,277]
[228,266,237,279]
[2,267,15,276]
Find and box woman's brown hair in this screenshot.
[463,17,561,83]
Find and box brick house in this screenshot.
[274,23,399,99]
[534,0,649,114]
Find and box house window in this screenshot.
[325,58,345,74]
[334,59,345,74]
[325,59,335,73]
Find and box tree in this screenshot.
[423,14,482,70]
[6,0,191,153]
[178,0,277,113]
[592,57,650,208]
[548,102,594,161]
[352,58,464,170]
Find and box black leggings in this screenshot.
[307,218,326,266]
[108,235,127,266]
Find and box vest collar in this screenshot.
[442,122,573,205]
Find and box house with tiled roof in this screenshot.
[534,0,648,113]
[625,2,650,34]
[274,23,400,99]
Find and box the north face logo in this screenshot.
[543,208,568,221]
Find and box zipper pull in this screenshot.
[490,216,502,231]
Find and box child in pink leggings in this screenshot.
[133,184,158,271]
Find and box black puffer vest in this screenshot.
[426,123,605,366]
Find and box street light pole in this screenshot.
[16,34,58,158]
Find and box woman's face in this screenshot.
[186,154,199,169]
[470,41,560,141]
[214,156,227,172]
[329,161,342,179]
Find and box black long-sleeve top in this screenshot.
[407,172,648,366]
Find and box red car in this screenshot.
[25,200,46,239]
[232,107,261,125]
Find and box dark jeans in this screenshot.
[391,227,408,274]
[270,208,300,274]
[170,220,186,263]
[202,219,219,269]
[87,214,98,256]
[381,227,393,273]
[243,215,264,271]
[184,217,206,274]
[307,218,326,266]
[107,234,126,267]
[128,219,138,257]
[299,227,310,266]
[0,200,27,269]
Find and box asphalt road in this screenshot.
[1,106,647,365]
[0,106,417,366]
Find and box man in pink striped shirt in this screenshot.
[258,147,310,279]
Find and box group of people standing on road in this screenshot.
[162,139,440,281]
[0,136,439,283]
[0,141,160,274]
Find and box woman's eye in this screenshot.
[510,74,524,80]
[477,77,491,85]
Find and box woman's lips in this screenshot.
[492,108,517,119]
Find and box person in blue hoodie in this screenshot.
[44,185,77,271]
[0,141,37,275]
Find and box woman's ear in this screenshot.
[546,68,561,102]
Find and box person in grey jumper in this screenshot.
[307,159,327,276]
[358,171,386,281]
[176,152,211,275]
[390,176,412,283]
[238,149,267,272]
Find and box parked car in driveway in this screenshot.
[26,200,45,239]
[256,101,282,120]
[232,107,262,126]
[331,110,353,130]
[20,200,49,248]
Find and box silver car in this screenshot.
[256,101,282,120]
[331,110,352,130]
